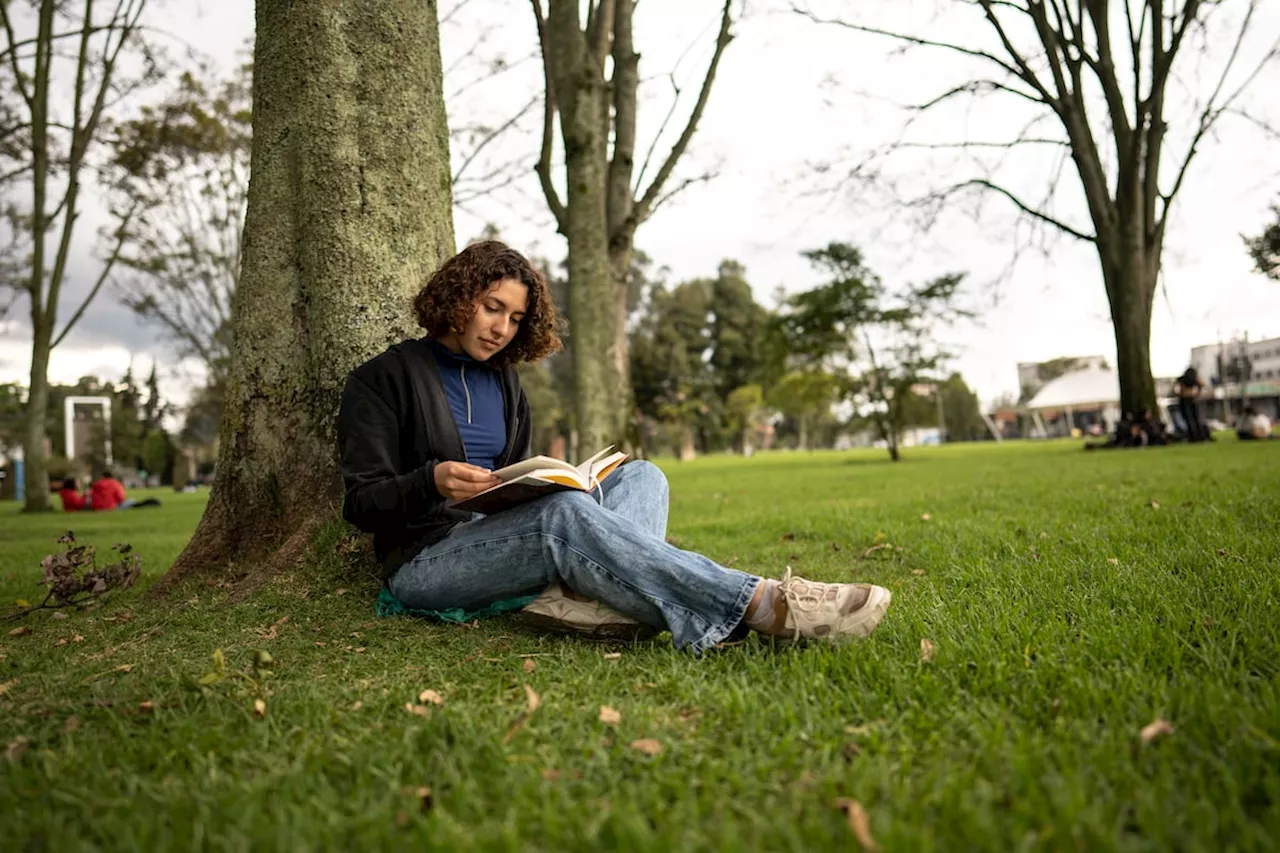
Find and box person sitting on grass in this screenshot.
[89,470,162,511]
[58,477,88,512]
[1237,406,1274,441]
[337,240,893,650]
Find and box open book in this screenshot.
[448,446,629,514]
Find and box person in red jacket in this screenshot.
[88,470,161,510]
[58,477,88,512]
[90,471,129,510]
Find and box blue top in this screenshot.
[426,340,506,470]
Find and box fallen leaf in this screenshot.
[831,542,842,551]
[335,588,349,596]
[404,703,430,717]
[1140,718,1175,744]
[523,658,536,673]
[540,768,562,781]
[602,652,622,660]
[414,786,433,814]
[920,513,932,522]
[350,701,363,711]
[353,647,367,654]
[780,532,795,541]
[910,569,927,576]
[629,738,664,756]
[842,742,862,761]
[1107,557,1120,566]
[50,611,68,620]
[54,638,68,647]
[859,543,892,560]
[72,635,84,643]
[844,719,886,736]
[524,684,541,712]
[0,679,15,697]
[418,689,443,705]
[315,641,328,647]
[6,736,29,761]
[14,598,30,608]
[8,626,31,637]
[1150,500,1161,510]
[834,798,877,851]
[599,706,622,725]
[64,715,80,733]
[138,700,155,712]
[919,638,935,662]
[115,664,133,673]
[253,698,266,718]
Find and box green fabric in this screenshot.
[375,586,538,624]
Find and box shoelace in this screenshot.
[776,565,828,640]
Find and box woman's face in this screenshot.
[442,277,529,361]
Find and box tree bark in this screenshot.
[155,0,455,595]
[1101,247,1159,416]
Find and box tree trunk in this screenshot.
[545,5,616,455]
[22,322,52,511]
[155,0,454,595]
[1101,243,1159,416]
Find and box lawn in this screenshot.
[1,440,1278,851]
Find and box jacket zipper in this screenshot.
[460,365,472,423]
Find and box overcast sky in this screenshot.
[2,0,1278,412]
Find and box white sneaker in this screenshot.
[514,583,658,641]
[776,567,892,641]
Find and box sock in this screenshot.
[744,579,784,634]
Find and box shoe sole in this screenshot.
[511,610,660,642]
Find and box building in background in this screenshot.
[1187,335,1280,422]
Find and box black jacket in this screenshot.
[336,338,531,579]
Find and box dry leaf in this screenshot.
[540,768,562,781]
[414,786,433,814]
[599,706,622,725]
[353,647,367,654]
[253,698,267,718]
[50,611,68,620]
[919,638,935,662]
[418,689,444,705]
[844,719,886,736]
[115,664,133,673]
[404,703,430,716]
[910,569,926,576]
[1150,500,1161,510]
[335,588,349,596]
[0,679,15,697]
[842,742,862,761]
[1140,718,1175,744]
[524,684,541,712]
[64,715,80,733]
[1107,557,1120,566]
[350,701,363,711]
[523,658,536,673]
[920,513,932,521]
[6,736,29,761]
[54,638,68,647]
[629,738,664,756]
[8,626,31,637]
[138,700,155,712]
[315,641,328,647]
[72,635,84,643]
[602,652,622,660]
[835,798,877,851]
[780,532,796,541]
[859,543,892,560]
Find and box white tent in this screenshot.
[1026,367,1121,437]
[1027,367,1120,410]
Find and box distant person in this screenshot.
[1237,406,1274,441]
[1172,367,1207,442]
[58,477,88,512]
[90,470,161,510]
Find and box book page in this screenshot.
[490,455,578,483]
[574,445,616,478]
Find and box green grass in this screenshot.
[1,441,1278,851]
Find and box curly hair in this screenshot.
[413,240,562,366]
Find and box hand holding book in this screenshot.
[447,446,629,514]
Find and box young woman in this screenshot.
[337,241,892,653]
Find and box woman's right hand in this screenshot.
[433,461,501,501]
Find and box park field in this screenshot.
[1,439,1278,851]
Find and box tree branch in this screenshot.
[942,178,1095,242]
[529,0,566,233]
[0,1,34,109]
[52,202,137,349]
[631,0,734,229]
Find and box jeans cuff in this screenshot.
[682,576,761,654]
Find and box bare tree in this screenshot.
[0,0,159,511]
[1246,200,1279,280]
[796,0,1280,414]
[530,0,736,452]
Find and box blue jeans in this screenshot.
[388,460,760,653]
